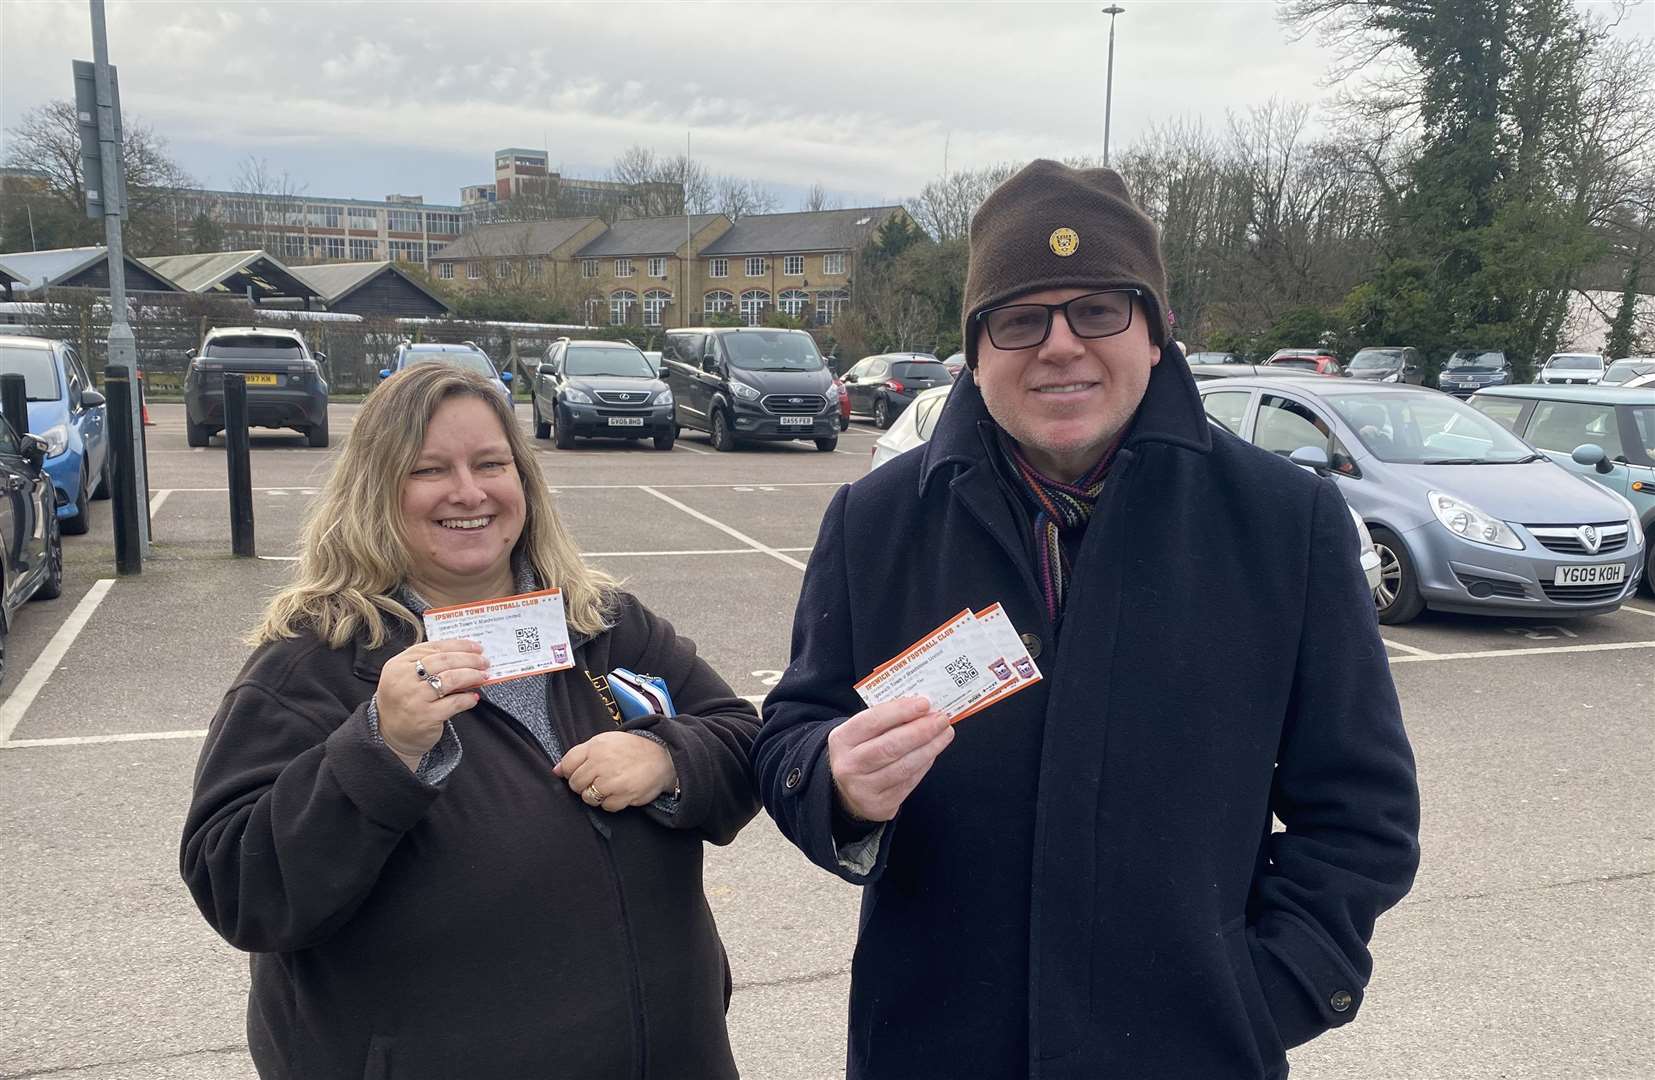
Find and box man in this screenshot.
[754,160,1419,1080]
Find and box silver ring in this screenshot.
[414,660,428,679]
[426,674,444,697]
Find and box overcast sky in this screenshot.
[1,1,1647,211]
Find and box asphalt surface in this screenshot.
[1,403,1650,1079]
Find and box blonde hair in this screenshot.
[252,363,616,648]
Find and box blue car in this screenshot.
[380,342,513,398]
[0,336,109,535]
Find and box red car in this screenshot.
[832,376,851,430]
[1264,349,1345,376]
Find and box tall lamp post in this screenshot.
[1102,5,1125,167]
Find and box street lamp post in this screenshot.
[1102,5,1124,167]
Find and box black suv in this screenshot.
[1436,349,1514,398]
[184,327,330,447]
[533,339,674,451]
[660,328,839,452]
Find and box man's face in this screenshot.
[974,287,1160,481]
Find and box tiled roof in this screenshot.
[429,218,600,260]
[575,215,725,257]
[699,206,905,255]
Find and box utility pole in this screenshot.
[1102,5,1125,167]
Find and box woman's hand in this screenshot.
[554,732,677,812]
[375,639,488,769]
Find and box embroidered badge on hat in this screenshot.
[1049,227,1079,257]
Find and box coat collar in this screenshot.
[918,342,1210,495]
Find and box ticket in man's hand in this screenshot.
[421,588,576,686]
[854,605,1042,723]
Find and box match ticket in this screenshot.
[421,588,576,685]
[854,604,1043,723]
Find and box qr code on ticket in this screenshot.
[514,626,541,654]
[945,655,978,688]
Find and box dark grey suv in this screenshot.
[184,327,330,447]
[533,339,674,451]
[660,328,839,452]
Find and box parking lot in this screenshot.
[1,402,1651,1079]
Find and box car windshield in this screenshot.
[1601,360,1655,385]
[1324,392,1540,464]
[723,332,825,371]
[205,335,306,359]
[1271,357,1320,370]
[564,346,653,378]
[0,345,62,401]
[1548,354,1603,370]
[407,349,495,376]
[893,361,948,379]
[1446,351,1504,369]
[1350,349,1403,370]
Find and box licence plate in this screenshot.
[607,416,644,427]
[1554,563,1624,586]
[242,373,278,387]
[778,415,814,428]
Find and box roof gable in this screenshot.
[699,206,906,256]
[575,215,726,257]
[429,218,602,260]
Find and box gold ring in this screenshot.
[585,783,606,804]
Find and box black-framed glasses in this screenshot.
[975,288,1141,351]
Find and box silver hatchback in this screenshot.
[1198,377,1646,624]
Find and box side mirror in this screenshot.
[314,352,328,364]
[1289,445,1331,474]
[1570,443,1614,474]
[21,433,47,470]
[500,370,514,384]
[378,368,392,380]
[701,355,719,373]
[81,388,107,409]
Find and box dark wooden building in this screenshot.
[289,261,452,318]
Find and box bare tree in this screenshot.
[712,176,780,221]
[609,145,711,216]
[904,162,1019,241]
[229,155,308,254]
[800,182,842,212]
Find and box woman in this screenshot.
[181,364,760,1079]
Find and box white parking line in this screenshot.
[676,444,710,456]
[1622,604,1655,618]
[1388,639,1655,664]
[4,728,208,749]
[149,489,172,515]
[0,578,115,745]
[638,487,809,571]
[1381,638,1435,657]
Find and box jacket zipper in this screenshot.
[587,809,649,1080]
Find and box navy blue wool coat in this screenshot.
[755,348,1421,1080]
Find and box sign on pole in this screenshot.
[71,59,122,219]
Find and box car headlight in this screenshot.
[41,423,69,457]
[1382,372,1400,383]
[561,387,592,405]
[1429,491,1524,550]
[729,380,760,402]
[652,387,673,405]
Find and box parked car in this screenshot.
[0,417,65,684]
[1535,352,1607,386]
[841,353,952,429]
[1345,347,1425,384]
[1466,383,1655,593]
[659,327,839,452]
[831,376,851,431]
[1263,349,1344,376]
[186,327,331,448]
[0,335,109,534]
[1184,351,1248,366]
[1600,357,1655,387]
[1627,371,1655,390]
[641,350,663,376]
[1436,349,1515,398]
[1197,377,1645,623]
[380,341,512,400]
[1187,361,1298,381]
[941,352,967,379]
[873,382,1384,594]
[532,339,673,451]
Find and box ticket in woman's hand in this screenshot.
[422,588,576,685]
[854,605,1042,723]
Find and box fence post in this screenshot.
[103,366,143,574]
[223,373,255,557]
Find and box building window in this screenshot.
[528,258,543,278]
[467,262,482,280]
[348,207,378,230]
[585,296,605,324]
[739,289,770,326]
[643,289,673,327]
[349,238,377,260]
[388,209,423,233]
[823,252,846,275]
[783,255,804,277]
[582,259,599,279]
[704,290,734,315]
[745,257,767,278]
[615,258,634,278]
[282,234,306,258]
[390,240,426,264]
[427,212,462,235]
[648,256,667,278]
[317,205,343,229]
[610,289,638,325]
[497,259,511,277]
[438,262,455,280]
[778,289,808,318]
[815,288,849,324]
[708,258,728,278]
[322,237,346,259]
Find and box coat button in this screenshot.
[1329,990,1353,1013]
[784,767,803,790]
[1019,633,1041,660]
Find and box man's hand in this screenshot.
[554,731,678,812]
[827,697,954,823]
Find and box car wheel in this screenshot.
[62,471,91,536]
[533,402,551,440]
[1370,527,1424,625]
[186,419,211,448]
[553,407,575,449]
[653,429,675,451]
[92,454,112,500]
[1643,529,1655,597]
[711,410,736,452]
[874,397,892,430]
[814,436,838,452]
[34,516,63,601]
[306,412,330,448]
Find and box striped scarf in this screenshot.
[1003,433,1125,622]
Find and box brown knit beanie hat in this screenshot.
[962,159,1170,369]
